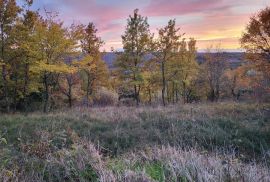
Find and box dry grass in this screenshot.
[0,102,269,181]
[1,141,269,182]
[113,146,270,182]
[47,101,269,123]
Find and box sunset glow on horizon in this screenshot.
[19,0,270,51]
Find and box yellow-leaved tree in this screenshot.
[79,23,109,105]
[30,13,79,112]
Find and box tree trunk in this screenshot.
[23,63,29,110]
[209,88,215,102]
[13,67,18,112]
[134,85,137,102]
[86,72,90,107]
[231,75,240,101]
[167,83,170,104]
[148,87,152,104]
[68,93,72,108]
[134,85,140,106]
[172,82,175,104]
[182,81,186,104]
[1,65,9,112]
[176,84,179,103]
[215,83,220,102]
[1,24,9,112]
[68,83,72,108]
[161,61,166,106]
[43,73,49,113]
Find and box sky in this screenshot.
[18,0,270,52]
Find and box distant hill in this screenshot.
[102,52,246,69]
[102,52,117,69]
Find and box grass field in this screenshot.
[0,102,270,181]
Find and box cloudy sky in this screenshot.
[18,0,269,51]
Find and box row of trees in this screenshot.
[0,0,108,112]
[0,1,269,112]
[115,9,269,106]
[115,10,199,106]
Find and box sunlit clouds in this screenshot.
[19,0,269,51]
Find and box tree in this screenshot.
[8,9,40,111]
[80,22,108,105]
[81,23,103,57]
[155,19,183,106]
[224,66,252,101]
[75,55,109,106]
[57,24,84,108]
[173,38,198,103]
[202,46,228,102]
[240,6,270,96]
[58,68,81,108]
[116,9,153,105]
[31,13,78,112]
[241,6,270,63]
[0,0,21,112]
[141,58,160,104]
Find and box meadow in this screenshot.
[0,102,269,181]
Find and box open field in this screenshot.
[0,102,270,181]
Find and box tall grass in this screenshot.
[0,102,269,181]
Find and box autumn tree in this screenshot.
[31,13,78,112]
[172,38,198,103]
[58,24,84,108]
[241,6,270,97]
[6,8,42,111]
[116,9,153,105]
[155,19,183,106]
[141,57,160,104]
[202,46,228,102]
[0,0,21,112]
[80,22,108,105]
[224,65,253,100]
[58,66,80,108]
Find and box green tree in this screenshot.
[116,9,153,105]
[155,19,183,106]
[8,9,41,111]
[30,13,78,112]
[177,38,198,103]
[80,23,109,105]
[58,24,84,108]
[0,0,21,112]
[141,58,160,104]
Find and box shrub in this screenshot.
[93,88,118,106]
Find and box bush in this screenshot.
[93,88,118,106]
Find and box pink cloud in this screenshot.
[30,0,268,51]
[142,0,232,17]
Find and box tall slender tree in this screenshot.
[80,23,108,105]
[9,9,40,111]
[116,9,153,105]
[203,46,228,102]
[156,19,183,106]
